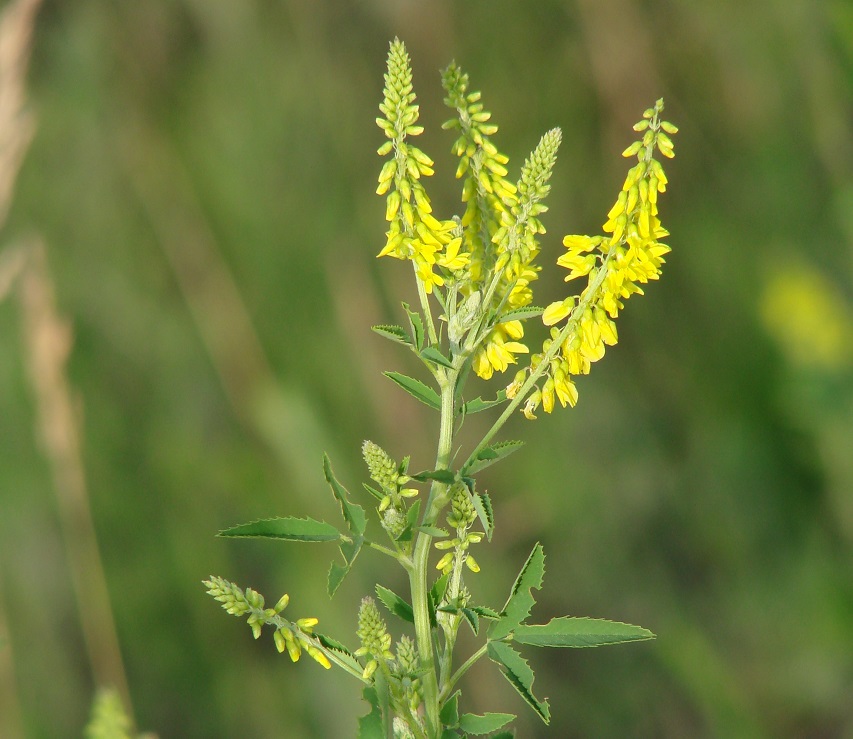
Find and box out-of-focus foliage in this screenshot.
[0,0,851,737]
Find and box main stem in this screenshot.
[410,366,457,738]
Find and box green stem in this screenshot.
[414,263,440,346]
[409,369,457,737]
[439,642,489,702]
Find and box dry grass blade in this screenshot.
[18,240,135,728]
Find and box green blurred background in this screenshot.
[1,0,852,736]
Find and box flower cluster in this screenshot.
[362,440,418,541]
[517,99,676,418]
[442,68,563,381]
[355,596,394,680]
[434,486,483,575]
[376,39,470,292]
[203,576,330,668]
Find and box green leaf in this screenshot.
[375,585,414,623]
[465,440,525,475]
[439,690,460,726]
[362,483,384,501]
[395,499,421,543]
[411,468,456,484]
[324,454,366,596]
[384,372,441,410]
[315,631,362,674]
[324,454,367,537]
[489,543,545,640]
[513,617,655,648]
[402,302,425,351]
[416,526,449,538]
[490,733,515,739]
[461,607,479,634]
[459,712,515,735]
[217,516,341,542]
[371,324,412,347]
[357,686,384,739]
[420,346,455,369]
[487,641,550,724]
[440,731,461,739]
[499,305,544,323]
[472,491,494,541]
[462,389,507,414]
[469,604,501,620]
[429,573,449,627]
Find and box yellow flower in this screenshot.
[472,323,529,379]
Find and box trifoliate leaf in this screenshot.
[512,617,655,648]
[489,543,545,640]
[487,641,549,724]
[384,372,441,410]
[217,517,341,542]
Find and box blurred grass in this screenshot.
[1,0,852,736]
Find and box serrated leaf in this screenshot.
[384,372,441,410]
[375,585,414,623]
[499,305,544,323]
[440,690,460,726]
[357,686,384,739]
[466,440,525,475]
[513,617,655,648]
[462,390,508,415]
[417,526,449,538]
[324,455,366,597]
[371,324,412,346]
[462,607,479,635]
[328,561,351,597]
[315,631,362,674]
[489,543,545,640]
[411,468,456,484]
[324,454,367,537]
[459,712,515,735]
[420,346,455,369]
[469,605,501,620]
[218,516,341,542]
[472,491,494,541]
[487,641,550,724]
[402,302,425,351]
